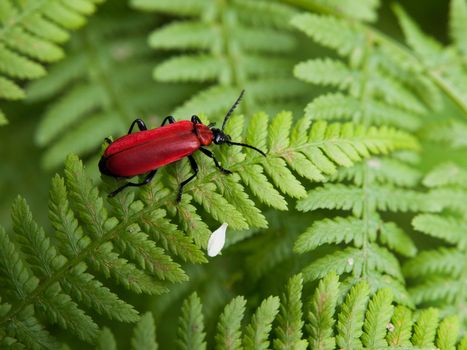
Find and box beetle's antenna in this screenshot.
[222,90,245,131]
[226,140,266,157]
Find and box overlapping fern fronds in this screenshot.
[0,110,417,347]
[0,154,203,348]
[130,0,308,118]
[405,163,467,332]
[0,0,104,125]
[290,6,444,305]
[101,274,466,349]
[27,13,195,170]
[135,111,418,245]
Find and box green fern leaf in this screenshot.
[362,288,394,349]
[215,296,246,350]
[0,0,103,122]
[273,274,305,350]
[412,308,439,348]
[294,58,353,90]
[423,162,467,188]
[404,248,464,279]
[413,214,466,246]
[178,293,206,350]
[336,281,370,350]
[131,312,158,350]
[436,315,460,350]
[294,216,375,252]
[28,15,190,169]
[132,0,304,117]
[96,327,117,350]
[291,14,362,57]
[148,21,216,51]
[243,296,280,350]
[386,306,413,347]
[307,272,339,350]
[155,55,227,82]
[10,198,98,341]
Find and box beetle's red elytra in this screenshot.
[99,90,266,200]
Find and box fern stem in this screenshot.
[358,46,372,279]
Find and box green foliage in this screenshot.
[0,154,203,348]
[0,0,105,124]
[99,274,467,349]
[289,3,449,307]
[405,163,467,332]
[28,13,194,170]
[0,109,409,346]
[130,0,308,117]
[136,111,416,240]
[2,0,467,348]
[177,293,206,350]
[307,273,339,350]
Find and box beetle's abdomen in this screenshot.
[102,121,201,177]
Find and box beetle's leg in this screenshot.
[199,148,232,174]
[191,115,202,124]
[177,155,198,202]
[108,169,157,197]
[161,116,176,126]
[104,137,112,144]
[128,119,148,134]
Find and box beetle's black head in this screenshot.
[211,128,231,145]
[208,91,267,157]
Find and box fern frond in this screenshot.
[28,14,193,169]
[412,308,439,348]
[0,153,217,346]
[422,120,467,150]
[412,214,466,246]
[361,288,394,349]
[215,296,246,350]
[273,274,305,350]
[131,0,305,117]
[307,272,339,350]
[386,306,413,347]
[423,162,467,188]
[131,312,158,350]
[392,3,467,115]
[243,296,280,350]
[90,274,465,349]
[406,161,467,330]
[305,93,422,131]
[177,293,206,350]
[436,315,460,350]
[95,327,116,350]
[336,281,370,350]
[0,0,104,123]
[291,9,442,303]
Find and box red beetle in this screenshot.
[99,91,266,200]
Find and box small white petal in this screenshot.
[207,223,228,257]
